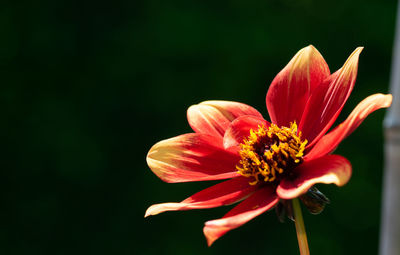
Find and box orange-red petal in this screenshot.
[145,177,257,217]
[299,47,363,147]
[147,133,241,183]
[305,94,393,160]
[276,155,351,199]
[223,115,269,149]
[187,100,263,138]
[203,186,278,246]
[266,45,330,127]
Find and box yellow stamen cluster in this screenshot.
[237,122,307,185]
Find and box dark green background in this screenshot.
[1,0,396,254]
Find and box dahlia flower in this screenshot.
[145,45,392,248]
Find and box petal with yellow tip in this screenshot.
[146,133,240,183]
[305,93,393,160]
[266,45,330,127]
[144,177,257,217]
[187,101,263,138]
[299,47,363,146]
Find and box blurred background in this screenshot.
[0,0,396,254]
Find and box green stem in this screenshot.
[292,198,310,255]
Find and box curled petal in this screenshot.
[277,155,352,199]
[299,47,363,146]
[223,115,269,149]
[145,177,257,217]
[266,45,330,127]
[203,186,278,246]
[187,101,263,138]
[305,94,393,160]
[147,133,240,183]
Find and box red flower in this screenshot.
[145,46,392,246]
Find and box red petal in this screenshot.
[266,45,330,127]
[147,133,241,183]
[299,47,363,146]
[305,94,392,160]
[203,186,278,246]
[145,177,257,217]
[187,101,263,138]
[276,155,352,199]
[223,115,269,149]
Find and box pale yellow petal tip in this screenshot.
[203,226,217,247]
[145,154,166,181]
[386,94,393,106]
[304,44,318,53]
[350,47,364,58]
[144,207,153,218]
[344,47,363,65]
[340,47,364,75]
[191,100,222,108]
[200,100,225,105]
[200,100,243,108]
[288,45,326,73]
[144,204,161,218]
[146,139,164,165]
[186,104,200,117]
[295,45,311,57]
[299,44,321,55]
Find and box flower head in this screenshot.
[145,45,392,246]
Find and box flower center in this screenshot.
[236,122,307,185]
